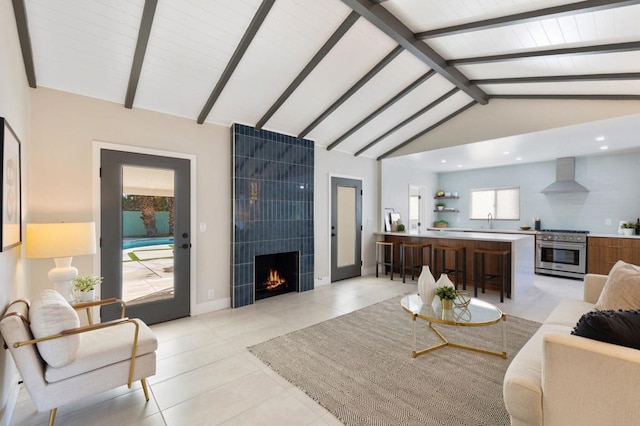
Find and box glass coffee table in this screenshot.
[401,294,507,359]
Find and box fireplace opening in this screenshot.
[254,251,299,301]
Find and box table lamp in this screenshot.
[26,222,97,303]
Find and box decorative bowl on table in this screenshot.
[519,225,531,230]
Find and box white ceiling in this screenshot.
[15,0,640,163]
[385,112,640,172]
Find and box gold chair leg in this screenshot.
[48,408,57,426]
[141,378,150,401]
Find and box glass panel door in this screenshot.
[121,166,175,306]
[101,149,190,324]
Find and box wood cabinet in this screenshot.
[587,237,640,275]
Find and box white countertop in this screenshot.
[589,233,640,239]
[425,227,537,235]
[376,231,533,242]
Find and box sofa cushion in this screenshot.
[544,299,595,327]
[594,260,640,310]
[29,290,81,368]
[572,309,640,350]
[44,318,158,383]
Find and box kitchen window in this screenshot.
[469,186,519,220]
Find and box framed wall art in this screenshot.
[1,117,22,251]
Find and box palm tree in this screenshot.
[167,197,175,235]
[140,196,158,236]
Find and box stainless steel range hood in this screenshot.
[541,157,588,194]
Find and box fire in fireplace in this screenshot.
[254,251,299,301]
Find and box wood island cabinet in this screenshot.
[587,237,640,275]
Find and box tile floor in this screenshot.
[10,273,583,425]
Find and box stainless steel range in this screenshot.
[535,229,589,279]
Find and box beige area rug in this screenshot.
[249,295,540,426]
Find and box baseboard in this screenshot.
[192,297,231,315]
[0,372,20,426]
[315,276,331,286]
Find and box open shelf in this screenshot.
[434,208,459,213]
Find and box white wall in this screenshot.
[392,99,640,157]
[0,1,31,422]
[28,88,382,302]
[438,151,640,233]
[380,161,437,232]
[29,88,227,309]
[314,148,379,281]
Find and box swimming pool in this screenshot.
[122,238,174,250]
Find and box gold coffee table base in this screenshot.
[411,320,507,359]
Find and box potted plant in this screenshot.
[436,202,445,211]
[434,219,448,228]
[396,223,405,232]
[73,275,103,302]
[621,222,636,236]
[435,286,457,310]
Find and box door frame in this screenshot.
[328,173,364,283]
[92,141,197,317]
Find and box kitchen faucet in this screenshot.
[487,212,493,229]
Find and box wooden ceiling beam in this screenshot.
[489,94,640,101]
[471,73,640,84]
[197,0,276,124]
[12,0,36,88]
[449,41,640,65]
[297,45,403,139]
[326,70,436,151]
[124,0,158,109]
[377,101,477,160]
[416,0,640,39]
[354,88,459,156]
[255,11,360,130]
[341,0,488,105]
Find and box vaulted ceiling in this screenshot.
[11,0,640,161]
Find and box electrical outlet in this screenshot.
[605,218,612,226]
[208,290,214,299]
[200,223,207,232]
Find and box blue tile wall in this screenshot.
[230,124,314,308]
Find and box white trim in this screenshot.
[192,297,231,315]
[0,372,21,426]
[91,141,198,317]
[328,173,364,282]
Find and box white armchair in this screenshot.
[1,290,158,426]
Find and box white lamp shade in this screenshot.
[26,222,96,259]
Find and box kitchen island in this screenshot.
[377,231,535,301]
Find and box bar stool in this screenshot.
[432,245,466,290]
[375,241,397,280]
[401,242,432,283]
[473,248,511,303]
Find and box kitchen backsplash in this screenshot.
[436,150,640,234]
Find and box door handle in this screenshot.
[181,243,191,249]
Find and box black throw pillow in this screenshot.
[571,309,640,350]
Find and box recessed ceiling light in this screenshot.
[440,159,446,163]
[457,164,462,168]
[596,136,606,141]
[503,151,510,155]
[516,157,522,161]
[600,145,608,150]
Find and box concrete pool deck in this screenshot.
[122,244,174,304]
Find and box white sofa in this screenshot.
[503,273,640,426]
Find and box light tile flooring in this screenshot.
[10,273,582,425]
